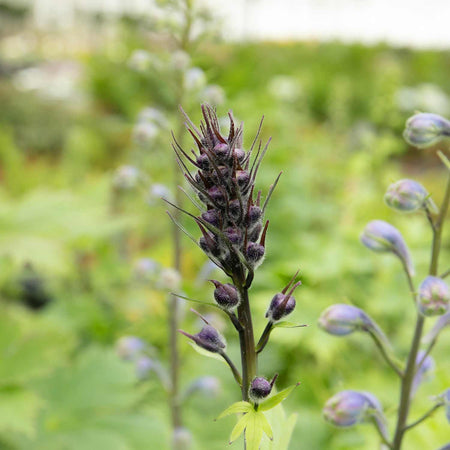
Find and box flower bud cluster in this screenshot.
[115,336,154,380]
[174,105,269,275]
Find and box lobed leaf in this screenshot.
[215,401,252,420]
[259,383,301,412]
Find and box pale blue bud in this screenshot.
[135,356,153,380]
[172,427,192,450]
[113,165,140,190]
[116,336,145,360]
[411,350,435,396]
[418,276,450,316]
[403,113,450,149]
[323,390,384,427]
[318,304,375,336]
[360,220,414,276]
[384,179,437,213]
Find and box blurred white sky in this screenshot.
[30,0,450,49]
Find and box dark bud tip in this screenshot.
[249,376,274,403]
[266,292,296,321]
[193,325,226,353]
[246,242,265,267]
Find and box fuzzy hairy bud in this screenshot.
[248,374,278,404]
[179,325,226,354]
[211,280,240,311]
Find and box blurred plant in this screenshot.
[319,112,450,449]
[169,104,302,449]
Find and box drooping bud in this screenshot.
[318,304,375,336]
[188,376,221,397]
[248,374,278,404]
[418,276,450,316]
[411,350,435,396]
[116,336,145,360]
[179,325,226,354]
[403,112,450,149]
[384,179,437,213]
[210,280,240,311]
[360,220,414,276]
[323,390,384,427]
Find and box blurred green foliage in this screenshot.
[0,14,449,449]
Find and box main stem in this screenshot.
[392,171,450,449]
[168,0,193,436]
[237,285,258,401]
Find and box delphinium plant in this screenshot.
[319,112,450,449]
[167,104,303,449]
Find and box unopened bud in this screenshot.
[385,179,436,213]
[418,276,450,316]
[233,148,246,163]
[246,242,265,266]
[236,170,250,188]
[116,336,145,360]
[208,186,227,207]
[201,210,221,228]
[360,220,414,276]
[211,280,240,311]
[248,374,278,404]
[323,390,383,427]
[179,325,226,354]
[412,350,435,396]
[318,304,374,336]
[172,427,192,450]
[196,153,210,170]
[213,143,229,159]
[403,113,450,149]
[246,205,262,225]
[136,356,153,380]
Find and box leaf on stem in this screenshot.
[259,383,301,412]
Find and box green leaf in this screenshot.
[245,410,264,450]
[257,412,273,440]
[229,413,250,443]
[259,383,301,412]
[261,407,298,450]
[216,401,252,420]
[188,342,226,364]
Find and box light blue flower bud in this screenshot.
[113,165,140,190]
[172,427,192,450]
[360,220,414,276]
[318,304,375,336]
[411,350,435,396]
[323,390,384,427]
[403,113,450,149]
[116,336,145,360]
[135,356,154,380]
[384,179,437,213]
[418,276,450,316]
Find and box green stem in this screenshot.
[220,350,243,387]
[392,168,450,449]
[367,329,403,377]
[404,402,444,431]
[256,322,273,354]
[237,285,258,402]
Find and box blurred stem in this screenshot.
[440,268,450,279]
[367,329,403,377]
[404,402,444,431]
[371,416,393,449]
[392,168,450,449]
[168,0,193,437]
[219,350,243,387]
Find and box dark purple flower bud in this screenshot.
[248,223,262,242]
[179,325,226,353]
[411,350,435,396]
[318,304,375,336]
[418,276,450,317]
[233,148,246,163]
[236,170,250,188]
[201,210,221,228]
[199,233,220,256]
[385,179,437,213]
[224,227,242,244]
[246,205,262,225]
[213,143,229,159]
[266,293,296,321]
[360,220,414,276]
[116,336,145,360]
[403,113,450,149]
[208,186,227,207]
[246,242,265,267]
[248,374,278,403]
[196,152,210,170]
[210,280,240,310]
[323,390,384,427]
[228,199,242,221]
